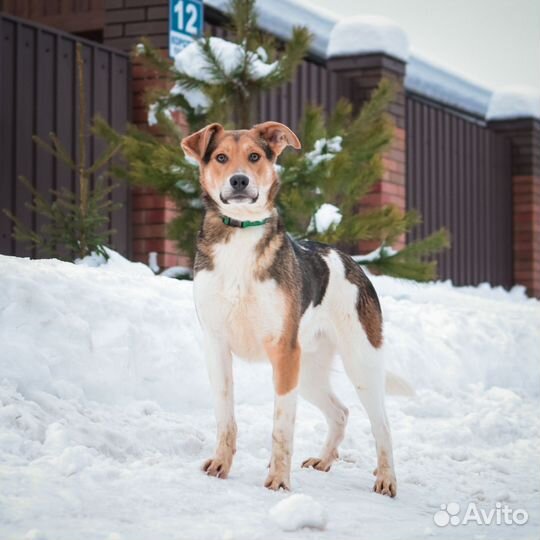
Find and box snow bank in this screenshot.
[75,247,155,278]
[487,86,540,121]
[327,15,409,61]
[269,494,327,531]
[1,254,539,539]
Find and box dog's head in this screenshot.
[181,122,301,220]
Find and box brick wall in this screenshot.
[327,54,407,252]
[104,0,190,269]
[489,118,540,297]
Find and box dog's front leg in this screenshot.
[202,336,236,479]
[264,339,301,490]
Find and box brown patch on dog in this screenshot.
[338,251,383,348]
[265,334,301,396]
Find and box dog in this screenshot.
[182,121,408,496]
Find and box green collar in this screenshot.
[221,215,271,228]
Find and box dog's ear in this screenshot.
[253,121,301,158]
[181,123,224,164]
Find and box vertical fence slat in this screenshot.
[110,53,130,256]
[14,23,36,257]
[0,18,16,255]
[35,29,56,245]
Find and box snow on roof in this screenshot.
[326,16,409,62]
[204,0,337,58]
[406,54,492,117]
[487,86,540,121]
[203,0,537,120]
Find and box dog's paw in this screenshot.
[301,457,333,472]
[264,473,290,491]
[373,468,397,498]
[202,456,232,479]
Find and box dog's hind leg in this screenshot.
[299,336,349,472]
[337,326,397,497]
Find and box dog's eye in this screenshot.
[248,153,260,163]
[216,153,228,164]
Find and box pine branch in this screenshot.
[227,0,258,45]
[269,26,312,84]
[33,134,77,170]
[134,37,173,75]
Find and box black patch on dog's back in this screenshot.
[338,251,383,347]
[292,240,330,314]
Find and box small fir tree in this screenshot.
[97,0,449,280]
[4,44,122,260]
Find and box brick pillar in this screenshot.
[327,54,407,252]
[104,1,190,269]
[489,118,540,297]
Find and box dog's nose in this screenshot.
[229,174,250,192]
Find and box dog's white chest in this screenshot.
[194,228,284,361]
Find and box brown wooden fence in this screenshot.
[406,94,513,287]
[0,13,130,258]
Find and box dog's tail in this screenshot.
[385,371,415,396]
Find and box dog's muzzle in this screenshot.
[220,174,259,204]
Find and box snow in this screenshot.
[405,54,492,117]
[160,265,193,279]
[170,82,210,112]
[204,0,338,59]
[327,16,409,61]
[310,203,342,233]
[1,253,540,539]
[148,252,160,274]
[174,37,278,84]
[75,246,154,278]
[305,136,342,168]
[165,36,278,115]
[487,86,540,121]
[269,494,327,531]
[147,102,174,126]
[353,245,397,263]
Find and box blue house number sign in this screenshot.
[169,0,204,58]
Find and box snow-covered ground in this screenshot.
[1,254,539,540]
